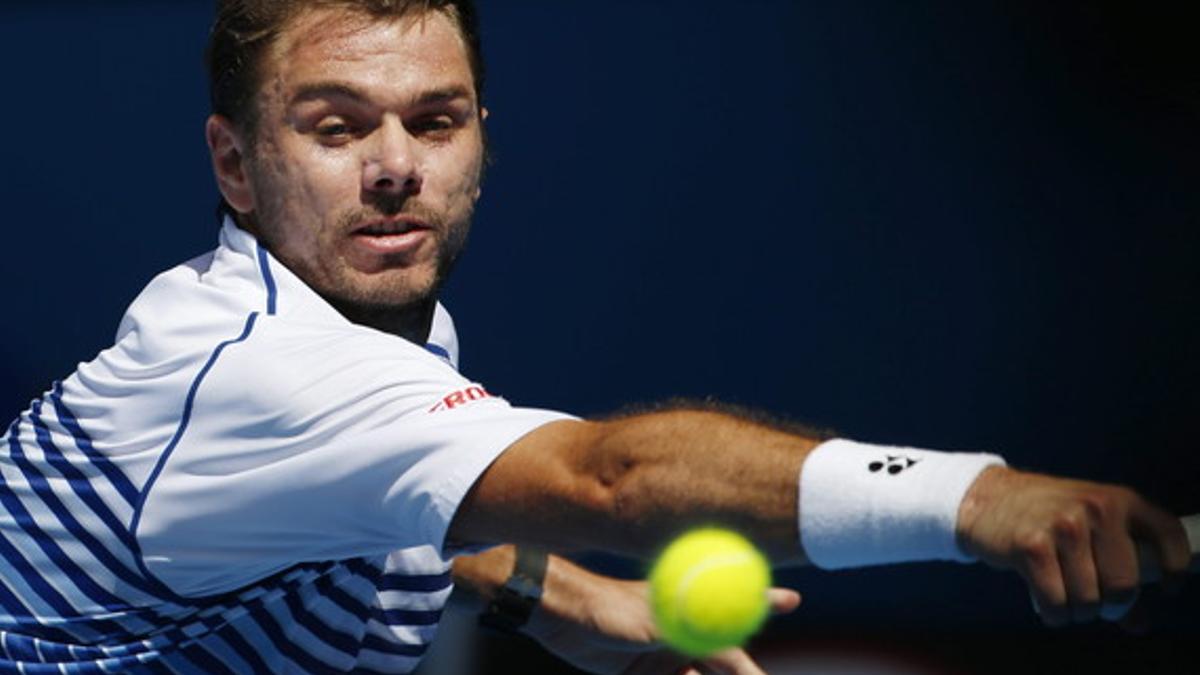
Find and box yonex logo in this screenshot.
[869,455,919,475]
[429,385,492,412]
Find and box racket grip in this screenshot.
[1138,513,1200,584]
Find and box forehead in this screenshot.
[265,8,473,102]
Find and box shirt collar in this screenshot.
[219,217,460,369]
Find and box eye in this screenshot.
[313,117,357,142]
[318,122,349,136]
[408,115,456,137]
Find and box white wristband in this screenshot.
[798,438,1005,569]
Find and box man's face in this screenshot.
[238,8,485,312]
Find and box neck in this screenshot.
[328,296,438,345]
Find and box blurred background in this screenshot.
[1,1,1197,673]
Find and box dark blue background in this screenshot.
[2,2,1197,672]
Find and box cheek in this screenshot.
[247,146,343,257]
[438,149,485,207]
[306,149,362,197]
[264,141,362,217]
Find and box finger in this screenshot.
[1089,506,1140,617]
[767,587,801,615]
[1017,530,1070,627]
[1130,503,1192,592]
[1053,513,1101,622]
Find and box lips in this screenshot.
[353,218,428,236]
[349,218,433,257]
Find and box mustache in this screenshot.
[366,191,413,216]
[336,198,445,231]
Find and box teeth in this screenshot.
[363,222,415,235]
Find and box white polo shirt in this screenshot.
[0,219,570,673]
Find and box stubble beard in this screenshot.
[323,197,473,313]
[244,177,474,331]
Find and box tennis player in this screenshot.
[0,1,1190,673]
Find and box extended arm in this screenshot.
[448,406,1192,627]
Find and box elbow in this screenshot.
[574,422,664,553]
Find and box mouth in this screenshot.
[349,217,433,256]
[353,217,431,236]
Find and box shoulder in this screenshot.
[203,316,467,417]
[114,243,272,345]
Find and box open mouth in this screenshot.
[348,218,433,257]
[354,219,428,236]
[342,212,439,262]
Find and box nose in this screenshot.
[362,116,422,195]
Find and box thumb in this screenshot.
[768,587,801,615]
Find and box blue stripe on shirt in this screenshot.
[256,245,278,316]
[23,405,165,601]
[247,600,345,674]
[377,572,452,594]
[370,607,443,627]
[314,578,376,634]
[211,619,275,674]
[3,417,143,616]
[0,577,75,644]
[48,382,139,510]
[0,478,112,635]
[424,343,451,361]
[0,631,38,662]
[130,312,261,594]
[280,592,361,664]
[360,632,429,657]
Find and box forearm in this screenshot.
[584,409,822,560]
[451,545,516,606]
[452,410,824,560]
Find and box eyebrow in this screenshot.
[288,82,475,108]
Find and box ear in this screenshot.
[475,106,490,199]
[206,114,255,213]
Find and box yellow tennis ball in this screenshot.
[649,528,771,658]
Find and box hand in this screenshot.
[955,466,1191,627]
[522,557,801,674]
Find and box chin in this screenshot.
[349,277,439,310]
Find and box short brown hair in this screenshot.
[206,0,484,138]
